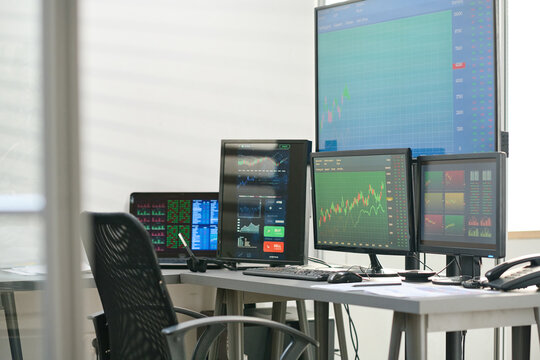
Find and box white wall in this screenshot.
[80,0,316,211]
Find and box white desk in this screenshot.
[178,269,540,360]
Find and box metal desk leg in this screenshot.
[388,312,405,360]
[1,291,24,360]
[271,301,287,360]
[209,288,226,360]
[446,331,462,360]
[226,289,244,360]
[405,314,427,360]
[512,326,531,360]
[296,300,313,360]
[314,301,329,360]
[333,303,349,360]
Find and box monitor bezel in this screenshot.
[129,192,219,259]
[217,139,312,265]
[310,147,415,256]
[416,152,506,258]
[314,0,501,156]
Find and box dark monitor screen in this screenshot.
[129,192,218,263]
[311,148,414,255]
[316,0,499,157]
[217,140,312,265]
[417,153,506,258]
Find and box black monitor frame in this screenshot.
[314,0,504,156]
[310,148,415,258]
[416,152,506,258]
[129,192,219,260]
[217,139,312,265]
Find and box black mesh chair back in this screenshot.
[82,212,178,360]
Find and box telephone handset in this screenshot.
[483,254,540,291]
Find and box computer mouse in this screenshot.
[327,271,363,284]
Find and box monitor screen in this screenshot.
[316,0,499,157]
[218,140,312,265]
[129,192,218,263]
[311,148,414,255]
[417,152,506,258]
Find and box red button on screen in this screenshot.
[263,241,284,253]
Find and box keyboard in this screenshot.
[243,266,335,281]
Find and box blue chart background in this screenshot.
[318,11,454,157]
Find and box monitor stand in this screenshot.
[359,254,398,277]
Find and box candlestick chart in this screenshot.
[315,170,389,243]
[319,85,350,129]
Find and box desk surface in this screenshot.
[3,267,539,316]
[179,269,540,315]
[0,269,182,292]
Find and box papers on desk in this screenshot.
[355,282,489,298]
[312,279,490,298]
[311,277,402,291]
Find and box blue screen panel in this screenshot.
[316,0,497,157]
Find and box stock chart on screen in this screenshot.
[312,150,412,253]
[316,0,497,156]
[418,153,505,257]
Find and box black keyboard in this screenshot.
[243,266,335,281]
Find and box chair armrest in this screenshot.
[87,310,105,321]
[173,306,207,319]
[87,311,110,360]
[162,315,318,360]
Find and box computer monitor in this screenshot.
[311,148,415,275]
[217,140,312,265]
[417,152,506,258]
[129,192,218,265]
[316,0,501,157]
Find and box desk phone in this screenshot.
[483,254,540,291]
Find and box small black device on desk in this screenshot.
[397,270,436,282]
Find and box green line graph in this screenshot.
[315,171,389,244]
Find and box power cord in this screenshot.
[435,257,461,277]
[343,304,360,360]
[461,330,467,360]
[406,254,436,272]
[308,256,332,268]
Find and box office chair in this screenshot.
[81,212,317,360]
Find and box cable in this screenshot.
[435,257,457,276]
[308,256,332,268]
[343,304,360,360]
[406,254,436,272]
[461,330,467,360]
